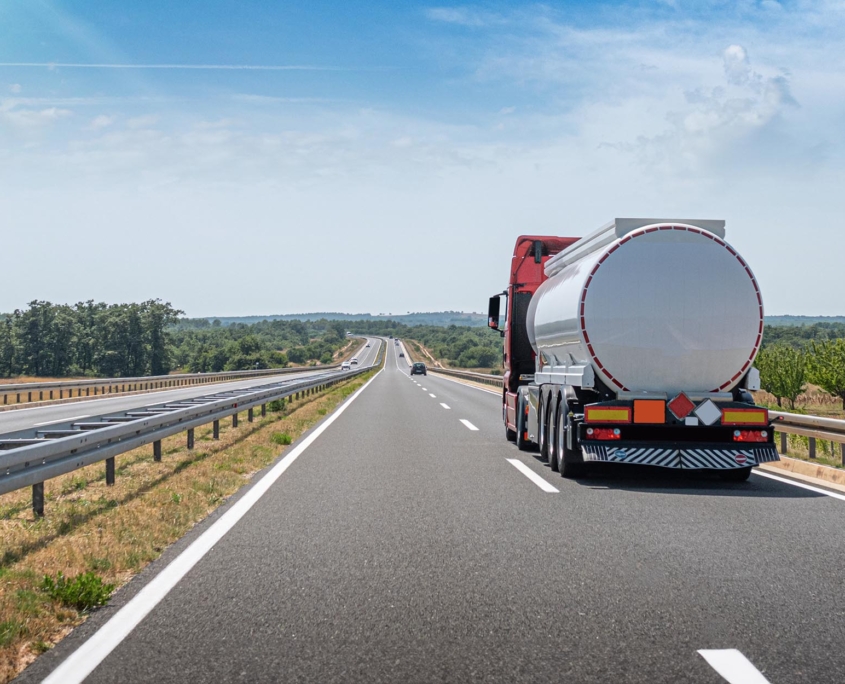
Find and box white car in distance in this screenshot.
[341,361,351,370]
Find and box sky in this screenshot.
[1,0,844,317]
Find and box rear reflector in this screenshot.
[634,400,665,424]
[733,430,768,443]
[722,408,768,426]
[584,406,632,423]
[586,427,621,440]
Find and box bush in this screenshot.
[271,432,292,445]
[267,399,286,412]
[42,571,114,612]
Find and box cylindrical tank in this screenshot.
[526,222,763,395]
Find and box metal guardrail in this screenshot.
[771,410,845,464]
[428,367,504,388]
[0,339,368,407]
[1,339,383,516]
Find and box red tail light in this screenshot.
[733,430,768,443]
[586,427,621,440]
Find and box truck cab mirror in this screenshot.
[488,295,501,330]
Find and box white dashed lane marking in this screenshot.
[698,649,771,683]
[440,403,450,409]
[460,419,479,431]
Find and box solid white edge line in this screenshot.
[41,366,384,684]
[440,403,451,409]
[33,414,89,427]
[428,372,500,396]
[460,419,479,431]
[753,470,845,502]
[506,459,560,493]
[698,649,771,683]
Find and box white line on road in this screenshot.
[41,368,384,684]
[440,403,450,409]
[506,459,560,493]
[754,470,845,502]
[422,388,427,391]
[429,394,436,398]
[698,649,771,683]
[460,419,479,431]
[33,414,89,427]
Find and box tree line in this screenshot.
[756,324,845,409]
[0,302,354,379]
[0,300,182,378]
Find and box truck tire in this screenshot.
[718,467,752,482]
[548,397,561,472]
[538,396,549,462]
[558,403,586,479]
[516,395,532,451]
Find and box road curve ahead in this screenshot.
[19,341,845,684]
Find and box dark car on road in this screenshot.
[411,362,427,376]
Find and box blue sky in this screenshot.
[1,1,844,316]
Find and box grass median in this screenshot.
[0,369,376,683]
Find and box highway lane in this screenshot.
[0,339,377,436]
[19,340,845,683]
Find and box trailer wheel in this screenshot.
[516,394,532,451]
[538,396,549,462]
[549,397,561,472]
[718,467,752,482]
[558,404,586,479]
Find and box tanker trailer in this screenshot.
[487,219,778,480]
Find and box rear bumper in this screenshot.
[581,442,779,469]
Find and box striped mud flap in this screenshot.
[582,444,780,469]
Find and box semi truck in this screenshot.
[488,219,778,481]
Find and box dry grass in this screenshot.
[0,371,374,683]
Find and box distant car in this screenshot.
[399,352,404,358]
[351,358,358,365]
[366,343,370,347]
[411,362,427,376]
[341,361,351,370]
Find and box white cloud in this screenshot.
[0,100,72,128]
[127,114,159,129]
[9,84,21,94]
[89,114,114,129]
[425,7,500,27]
[499,106,516,115]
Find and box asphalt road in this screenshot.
[0,339,376,436]
[17,340,845,683]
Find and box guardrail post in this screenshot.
[248,408,254,423]
[187,428,195,450]
[841,443,845,467]
[261,403,266,417]
[153,440,162,462]
[213,420,220,439]
[233,413,239,428]
[809,437,816,459]
[780,432,787,454]
[32,483,44,517]
[28,391,32,402]
[106,457,115,485]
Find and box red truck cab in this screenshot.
[489,236,578,437]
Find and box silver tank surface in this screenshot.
[526,219,763,395]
